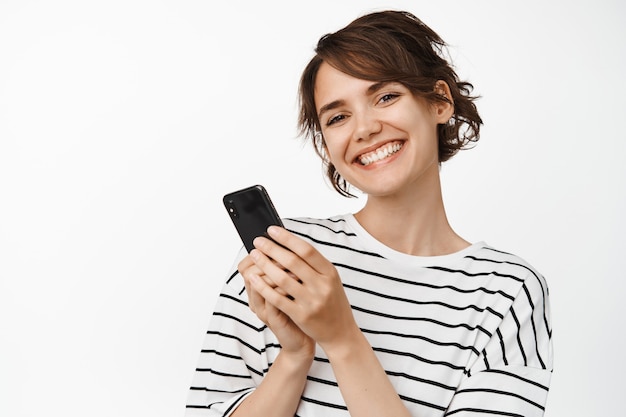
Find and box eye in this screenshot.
[326,114,347,126]
[378,93,400,104]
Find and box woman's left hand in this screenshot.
[250,226,413,417]
[248,226,360,351]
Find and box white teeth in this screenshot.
[359,142,402,166]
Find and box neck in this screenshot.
[353,170,468,256]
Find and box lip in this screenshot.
[353,140,405,166]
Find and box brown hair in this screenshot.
[298,10,482,197]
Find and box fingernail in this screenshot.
[250,249,260,260]
[267,225,280,237]
[255,237,268,251]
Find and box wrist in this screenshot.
[319,326,368,362]
[278,346,315,372]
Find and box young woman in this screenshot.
[186,10,553,417]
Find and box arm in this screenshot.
[444,266,553,416]
[248,226,413,417]
[230,348,313,417]
[231,255,315,417]
[185,250,313,417]
[184,276,264,416]
[319,326,412,417]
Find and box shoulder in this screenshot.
[282,214,358,247]
[467,245,540,274]
[467,244,550,299]
[283,214,353,235]
[281,214,383,262]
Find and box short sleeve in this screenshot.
[445,270,553,416]
[185,249,270,416]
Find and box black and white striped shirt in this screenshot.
[186,214,553,416]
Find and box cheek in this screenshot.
[323,139,347,165]
[326,149,344,169]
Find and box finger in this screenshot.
[241,248,293,298]
[254,246,301,285]
[249,273,295,315]
[266,226,335,276]
[247,273,282,324]
[246,243,294,278]
[241,263,291,300]
[253,234,325,288]
[245,280,265,318]
[240,254,281,290]
[237,253,257,274]
[243,272,288,315]
[240,257,271,311]
[250,247,304,298]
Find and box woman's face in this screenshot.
[314,62,452,199]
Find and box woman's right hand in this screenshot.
[231,254,315,417]
[238,255,315,361]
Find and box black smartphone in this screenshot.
[223,185,284,252]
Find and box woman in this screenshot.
[186,10,553,417]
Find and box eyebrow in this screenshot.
[317,81,391,121]
[317,100,344,121]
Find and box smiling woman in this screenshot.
[299,11,481,198]
[185,10,553,417]
[2,2,625,417]
[311,64,452,203]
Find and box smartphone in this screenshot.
[223,185,284,252]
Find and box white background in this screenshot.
[1,1,624,416]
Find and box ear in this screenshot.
[314,131,331,162]
[432,80,454,124]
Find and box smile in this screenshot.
[357,141,404,166]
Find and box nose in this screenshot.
[352,108,382,142]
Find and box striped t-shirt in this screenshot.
[185,214,553,416]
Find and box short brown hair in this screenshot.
[298,10,482,197]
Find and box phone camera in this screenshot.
[226,200,239,218]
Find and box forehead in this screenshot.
[313,62,377,112]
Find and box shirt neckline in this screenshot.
[342,213,487,266]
